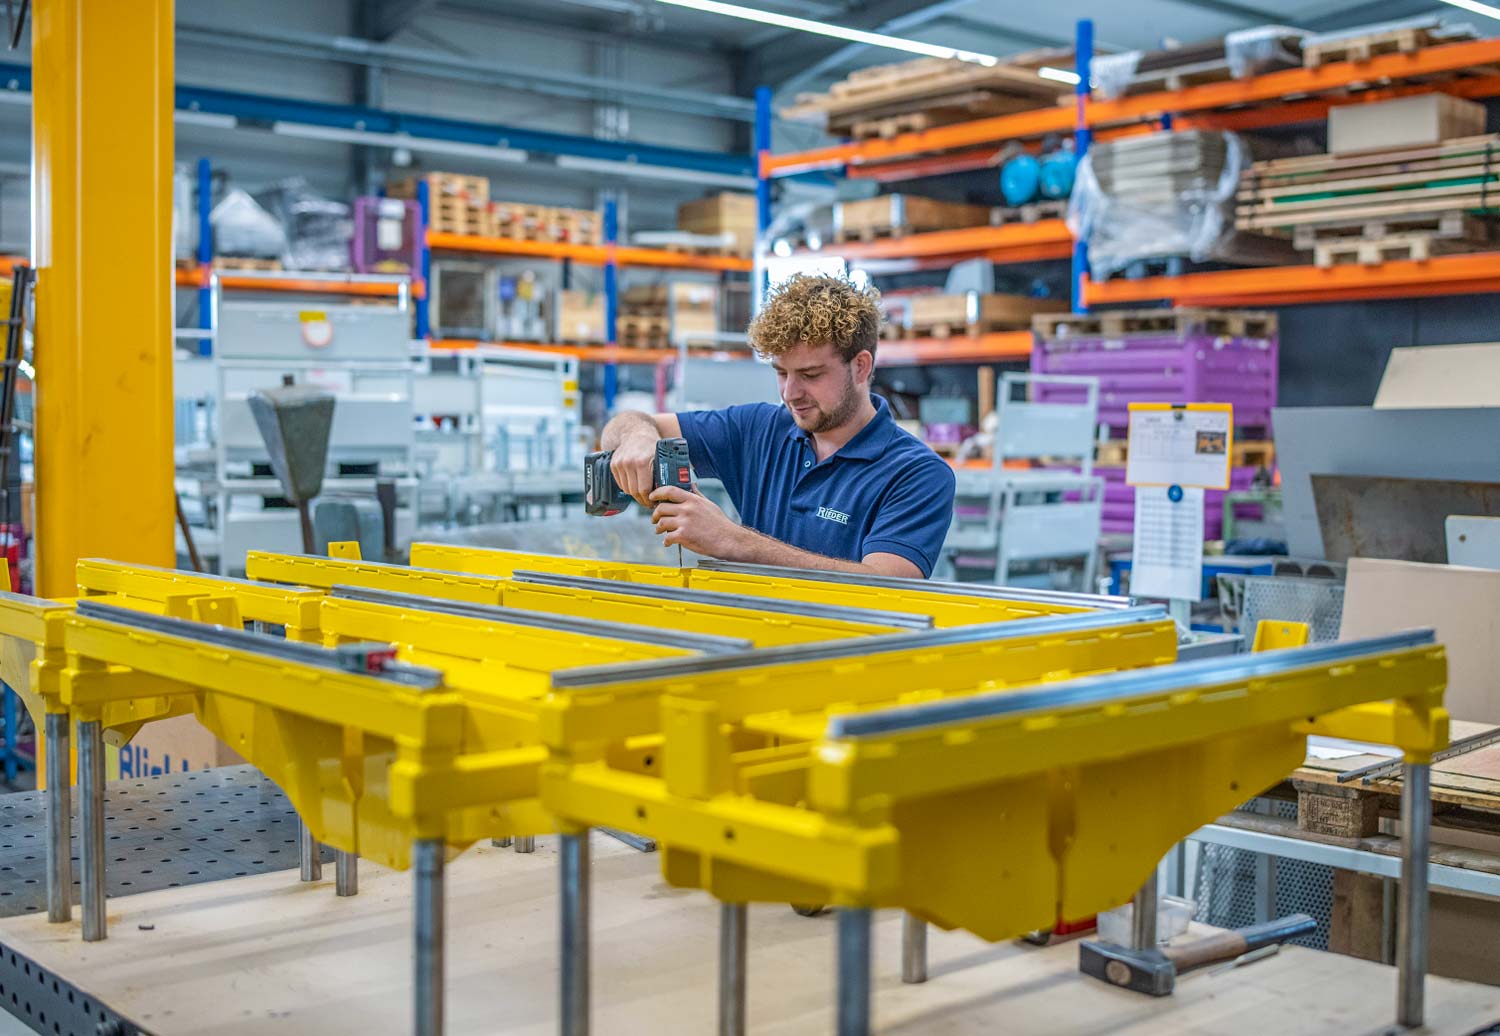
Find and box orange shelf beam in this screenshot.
[426,231,753,272]
[764,38,1500,179]
[173,267,415,297]
[809,219,1072,264]
[432,339,755,364]
[878,331,1033,365]
[1080,252,1500,308]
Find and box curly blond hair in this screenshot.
[747,274,881,363]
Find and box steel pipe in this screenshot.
[515,835,536,854]
[44,712,71,923]
[1398,763,1431,1028]
[336,850,358,897]
[836,908,872,1036]
[299,819,322,882]
[78,719,106,942]
[901,913,928,984]
[560,831,591,1036]
[719,903,747,1036]
[413,838,445,1036]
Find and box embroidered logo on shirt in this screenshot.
[816,506,851,525]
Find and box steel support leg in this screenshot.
[901,913,928,984]
[299,819,322,882]
[413,838,445,1036]
[836,908,872,1036]
[77,719,106,942]
[515,835,536,854]
[719,903,747,1036]
[492,836,513,848]
[560,831,591,1036]
[336,850,358,897]
[45,712,71,923]
[1398,763,1431,1029]
[1132,873,1159,950]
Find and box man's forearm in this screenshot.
[600,410,659,451]
[721,525,891,575]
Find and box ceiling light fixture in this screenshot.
[652,0,999,65]
[1038,66,1081,84]
[1436,0,1500,21]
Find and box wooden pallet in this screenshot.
[386,171,489,204]
[990,199,1067,225]
[1289,210,1488,248]
[212,256,282,271]
[1302,24,1450,68]
[1033,307,1279,341]
[1311,233,1480,268]
[834,195,991,242]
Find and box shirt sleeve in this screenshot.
[859,456,957,578]
[675,403,776,502]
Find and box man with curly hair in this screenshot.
[600,273,955,578]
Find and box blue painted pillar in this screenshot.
[603,197,619,411]
[416,179,432,340]
[196,157,213,353]
[753,85,773,312]
[1072,19,1094,313]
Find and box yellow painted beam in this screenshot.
[33,0,175,597]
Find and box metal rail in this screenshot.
[829,630,1435,738]
[510,570,934,630]
[1337,725,1500,785]
[551,605,1170,689]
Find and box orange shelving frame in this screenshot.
[763,38,1500,179]
[804,220,1073,265]
[878,332,1033,366]
[432,339,755,365]
[426,231,754,273]
[173,266,416,297]
[1080,253,1500,308]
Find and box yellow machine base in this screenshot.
[2,837,1496,1035]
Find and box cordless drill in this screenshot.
[584,437,693,516]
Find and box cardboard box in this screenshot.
[1327,94,1486,154]
[677,193,758,255]
[114,714,246,779]
[907,292,1069,333]
[835,195,991,237]
[553,290,607,343]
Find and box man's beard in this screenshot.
[791,368,861,434]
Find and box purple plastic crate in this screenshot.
[1031,331,1278,433]
[352,196,422,274]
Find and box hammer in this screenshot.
[1079,913,1316,996]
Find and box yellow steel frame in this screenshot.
[407,542,1089,625]
[539,640,1447,940]
[33,0,175,598]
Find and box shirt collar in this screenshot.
[784,393,897,462]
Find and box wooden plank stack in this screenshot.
[1237,134,1500,268]
[904,292,1068,339]
[834,195,991,242]
[387,172,489,235]
[780,55,1066,142]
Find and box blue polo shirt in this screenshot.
[676,395,956,577]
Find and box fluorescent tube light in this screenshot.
[554,154,755,190]
[652,0,999,65]
[1038,66,1081,84]
[270,122,528,164]
[1437,0,1500,21]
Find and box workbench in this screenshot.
[2,772,1499,1036]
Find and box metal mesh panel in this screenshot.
[1193,799,1333,950]
[1241,576,1345,643]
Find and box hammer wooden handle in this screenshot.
[1165,913,1317,974]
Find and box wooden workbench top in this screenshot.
[1,833,1497,1034]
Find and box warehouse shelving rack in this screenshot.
[755,26,1500,349]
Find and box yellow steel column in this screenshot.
[32,0,175,597]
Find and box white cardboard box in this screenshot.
[1327,93,1486,154]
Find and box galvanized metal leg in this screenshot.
[1131,873,1158,950]
[336,850,358,897]
[413,838,444,1036]
[44,712,72,923]
[560,831,591,1036]
[719,903,747,1036]
[1397,762,1431,1029]
[901,913,928,984]
[836,908,872,1036]
[492,836,513,848]
[299,819,322,882]
[515,835,536,854]
[77,719,106,942]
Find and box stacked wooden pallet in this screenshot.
[616,283,721,349]
[1301,17,1478,67]
[834,195,991,242]
[1237,134,1500,267]
[1034,307,1279,341]
[780,55,1066,142]
[903,292,1068,339]
[489,202,602,245]
[387,172,489,235]
[212,256,283,272]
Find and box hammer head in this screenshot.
[246,384,335,503]
[1078,940,1175,996]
